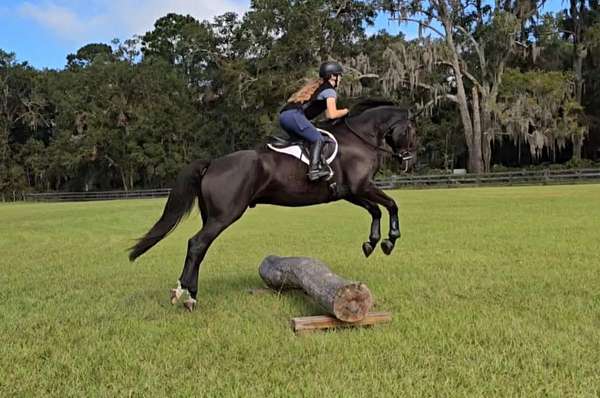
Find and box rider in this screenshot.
[279,61,349,181]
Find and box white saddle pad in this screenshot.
[266,129,338,165]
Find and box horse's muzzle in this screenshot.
[395,151,416,172]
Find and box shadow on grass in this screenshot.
[121,270,324,318]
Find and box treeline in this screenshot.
[1,0,600,195]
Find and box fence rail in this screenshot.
[17,168,600,202]
[374,168,600,189]
[23,188,171,202]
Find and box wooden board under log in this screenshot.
[292,312,392,335]
[259,255,373,322]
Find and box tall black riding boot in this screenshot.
[307,140,331,181]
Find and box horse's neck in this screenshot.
[345,112,384,141]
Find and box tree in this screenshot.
[141,13,218,87]
[0,50,48,194]
[66,43,115,69]
[559,0,600,160]
[366,1,551,172]
[3,3,600,197]
[493,68,585,162]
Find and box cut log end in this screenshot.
[333,283,373,322]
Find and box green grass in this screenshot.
[1,185,600,397]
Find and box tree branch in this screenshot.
[397,79,437,92]
[416,94,460,113]
[343,64,380,80]
[445,94,459,103]
[388,17,446,38]
[334,0,349,18]
[426,59,483,91]
[454,24,486,74]
[395,79,458,104]
[461,69,483,89]
[514,40,528,48]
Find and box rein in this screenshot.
[343,118,413,162]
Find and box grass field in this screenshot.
[1,185,600,397]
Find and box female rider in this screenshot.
[279,61,349,181]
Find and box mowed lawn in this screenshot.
[1,185,599,397]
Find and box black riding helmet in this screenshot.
[319,61,343,79]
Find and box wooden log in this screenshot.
[259,255,373,322]
[292,312,392,335]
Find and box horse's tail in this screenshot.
[129,159,210,262]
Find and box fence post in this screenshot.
[543,169,549,185]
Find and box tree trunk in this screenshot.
[518,137,522,166]
[573,136,583,161]
[481,98,493,172]
[442,15,484,174]
[120,168,128,191]
[129,166,134,191]
[572,55,585,161]
[259,255,373,322]
[571,0,586,162]
[454,87,483,173]
[470,86,485,173]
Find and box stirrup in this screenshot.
[307,168,331,181]
[323,164,334,181]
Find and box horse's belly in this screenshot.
[253,178,333,207]
[251,151,335,207]
[256,191,331,207]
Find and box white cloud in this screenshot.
[19,2,90,39]
[106,0,249,38]
[17,0,249,43]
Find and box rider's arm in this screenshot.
[325,97,349,119]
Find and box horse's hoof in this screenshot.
[381,239,394,255]
[183,298,197,312]
[170,288,182,305]
[362,242,374,258]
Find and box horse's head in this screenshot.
[346,100,419,172]
[382,114,418,172]
[367,105,418,172]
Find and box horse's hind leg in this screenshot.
[174,217,234,311]
[170,150,258,310]
[169,195,210,306]
[173,193,211,308]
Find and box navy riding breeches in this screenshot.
[279,109,323,143]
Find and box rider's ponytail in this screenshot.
[287,79,322,104]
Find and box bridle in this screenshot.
[344,117,414,165]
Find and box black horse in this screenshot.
[129,100,417,310]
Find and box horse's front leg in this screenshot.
[345,196,382,257]
[359,185,401,255]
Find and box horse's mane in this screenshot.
[317,98,409,130]
[347,98,398,117]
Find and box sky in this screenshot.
[0,0,564,70]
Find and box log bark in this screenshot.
[259,255,373,322]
